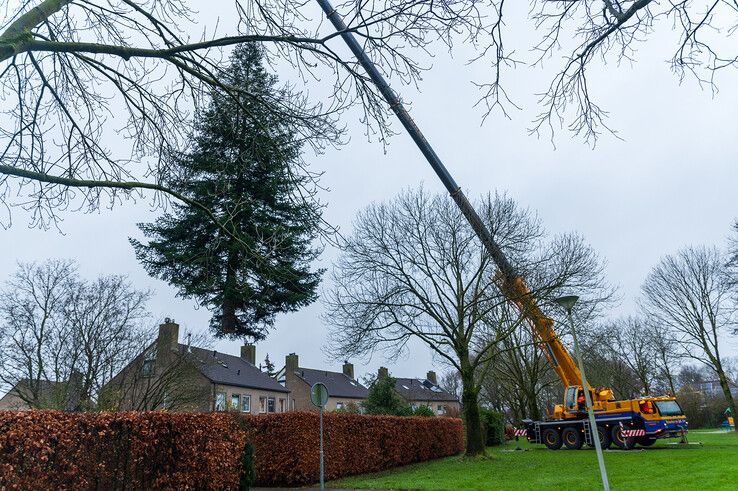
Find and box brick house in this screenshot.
[102,320,290,413]
[0,380,68,410]
[279,353,368,411]
[378,367,460,415]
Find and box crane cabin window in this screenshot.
[565,387,577,409]
[655,400,683,417]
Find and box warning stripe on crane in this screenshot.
[619,422,646,438]
[513,428,527,437]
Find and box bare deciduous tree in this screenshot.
[481,317,558,422]
[612,316,657,396]
[99,331,212,411]
[325,187,613,454]
[0,259,76,408]
[2,0,736,231]
[439,370,462,402]
[0,259,151,409]
[0,0,485,229]
[645,317,683,395]
[641,245,738,432]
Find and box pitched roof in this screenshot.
[180,345,289,393]
[393,377,458,402]
[0,379,66,401]
[293,367,369,399]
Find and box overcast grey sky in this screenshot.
[2,1,738,382]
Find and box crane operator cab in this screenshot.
[563,386,595,417]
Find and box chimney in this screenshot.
[241,344,256,365]
[342,361,354,380]
[426,370,438,385]
[157,318,179,352]
[378,366,389,379]
[285,353,299,373]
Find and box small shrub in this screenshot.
[412,405,435,417]
[361,376,412,415]
[479,407,505,446]
[240,442,255,490]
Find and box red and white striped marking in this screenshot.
[619,422,646,438]
[513,428,527,437]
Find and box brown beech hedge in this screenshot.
[0,410,463,489]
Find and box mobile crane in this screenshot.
[316,0,689,450]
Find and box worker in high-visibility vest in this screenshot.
[577,391,586,411]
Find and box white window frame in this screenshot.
[231,394,240,411]
[259,396,267,413]
[215,392,226,411]
[241,395,251,413]
[267,396,276,413]
[336,402,345,410]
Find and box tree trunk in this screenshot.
[460,369,484,456]
[665,368,676,396]
[716,370,738,433]
[527,392,541,421]
[221,249,240,334]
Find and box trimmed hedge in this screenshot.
[0,411,246,490]
[250,412,462,486]
[0,410,463,489]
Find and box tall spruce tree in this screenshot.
[131,44,322,340]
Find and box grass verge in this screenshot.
[329,430,738,490]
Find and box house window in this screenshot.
[279,398,285,412]
[411,404,418,411]
[259,396,267,413]
[241,395,251,413]
[141,349,156,377]
[437,405,446,414]
[267,397,275,413]
[336,402,345,410]
[231,394,240,410]
[215,392,226,411]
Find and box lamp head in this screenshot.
[553,295,579,312]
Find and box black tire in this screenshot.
[637,436,657,447]
[611,425,636,450]
[590,425,612,450]
[542,428,562,450]
[562,427,584,450]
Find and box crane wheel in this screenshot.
[588,425,612,449]
[542,428,562,450]
[562,427,584,450]
[611,425,636,450]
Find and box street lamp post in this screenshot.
[553,295,610,491]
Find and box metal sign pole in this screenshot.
[319,404,325,491]
[310,382,329,491]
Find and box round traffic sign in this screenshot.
[310,382,329,407]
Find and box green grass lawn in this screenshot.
[330,430,738,490]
